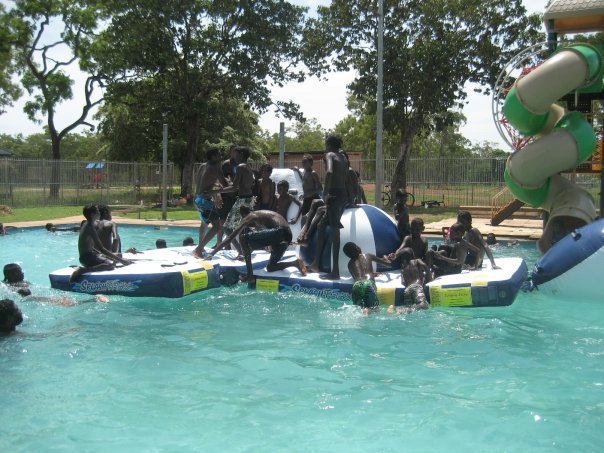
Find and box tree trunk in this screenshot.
[181,113,200,197]
[49,133,61,201]
[391,126,416,195]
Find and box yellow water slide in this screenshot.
[503,44,603,252]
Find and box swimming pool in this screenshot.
[1,226,603,450]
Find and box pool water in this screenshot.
[1,226,603,451]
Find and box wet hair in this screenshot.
[343,242,361,259]
[3,263,23,283]
[98,204,111,220]
[486,233,497,245]
[182,237,194,246]
[156,239,167,249]
[82,204,99,220]
[0,299,23,333]
[45,223,54,231]
[277,180,289,191]
[235,146,251,161]
[302,154,313,164]
[457,210,472,224]
[325,134,343,151]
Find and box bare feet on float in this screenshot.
[191,247,205,259]
[69,267,84,284]
[319,272,340,281]
[296,258,308,276]
[308,264,320,274]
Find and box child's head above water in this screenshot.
[0,299,23,334]
[3,263,24,284]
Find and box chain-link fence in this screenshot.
[1,156,600,208]
[0,158,178,207]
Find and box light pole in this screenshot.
[375,0,384,209]
[161,120,168,221]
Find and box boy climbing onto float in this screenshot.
[70,204,132,283]
[388,261,430,315]
[208,207,306,283]
[342,241,392,314]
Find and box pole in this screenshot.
[161,122,168,221]
[375,0,384,209]
[278,122,285,168]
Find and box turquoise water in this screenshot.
[1,226,603,451]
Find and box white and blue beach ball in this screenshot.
[300,204,401,275]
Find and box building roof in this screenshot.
[0,148,13,157]
[544,0,604,33]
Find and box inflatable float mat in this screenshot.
[425,257,527,307]
[531,218,604,301]
[49,247,298,297]
[250,257,527,308]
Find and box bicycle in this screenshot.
[381,184,415,208]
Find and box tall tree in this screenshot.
[7,0,105,199]
[98,78,265,164]
[304,0,541,193]
[95,0,307,196]
[0,4,22,113]
[264,118,327,153]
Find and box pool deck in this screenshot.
[6,214,544,240]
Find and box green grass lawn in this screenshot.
[2,203,457,225]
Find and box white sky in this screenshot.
[0,0,549,150]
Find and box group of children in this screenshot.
[344,209,499,314]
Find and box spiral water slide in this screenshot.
[502,44,602,251]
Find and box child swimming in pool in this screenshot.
[4,263,108,304]
[0,299,23,335]
[342,241,392,314]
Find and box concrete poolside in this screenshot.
[6,213,544,240]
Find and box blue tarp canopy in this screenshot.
[86,162,105,169]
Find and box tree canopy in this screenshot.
[93,0,308,196]
[304,0,542,192]
[4,0,106,198]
